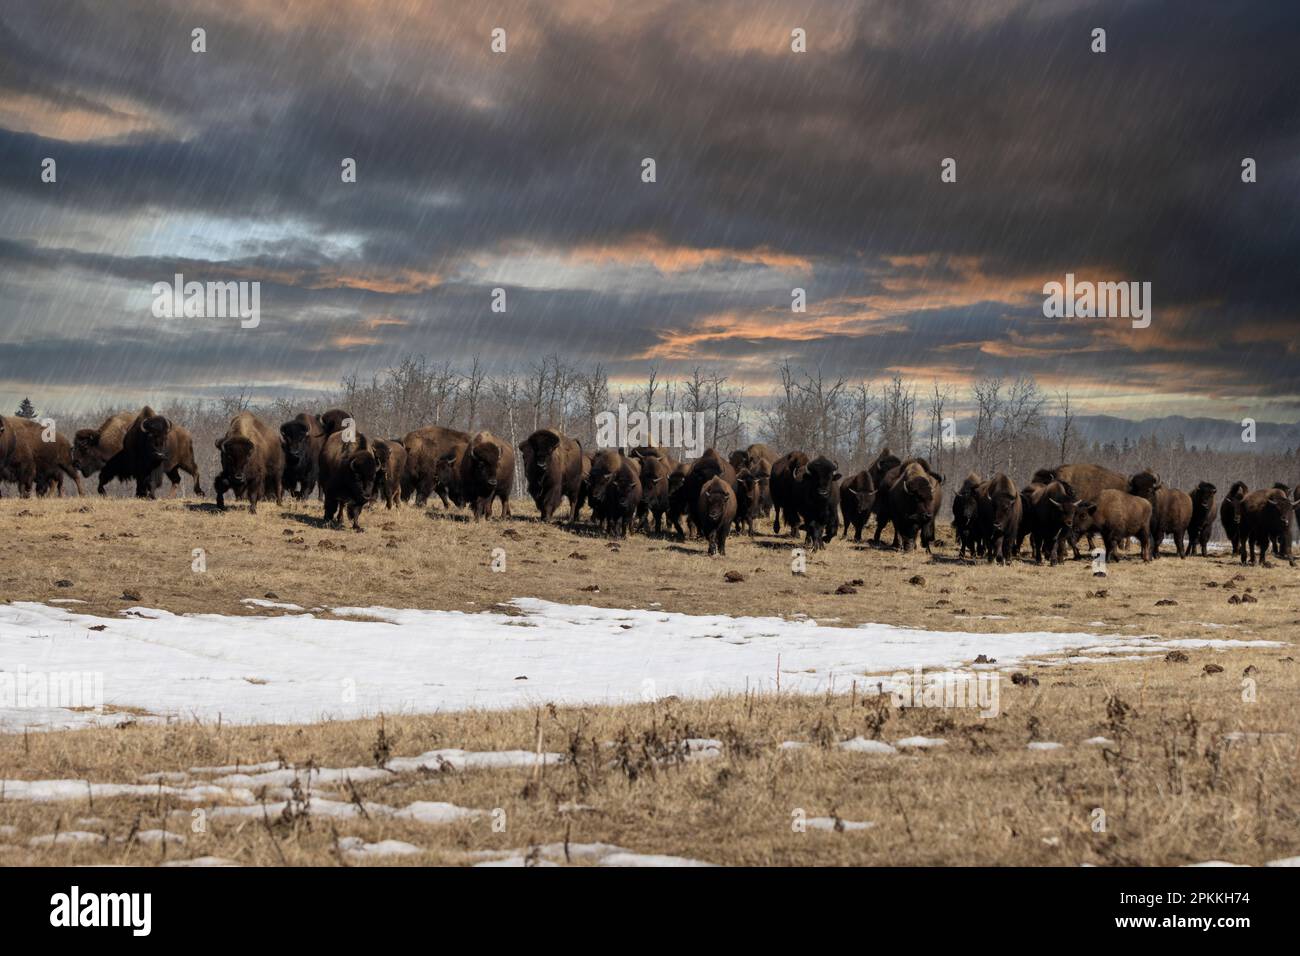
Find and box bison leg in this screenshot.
[248,492,259,515]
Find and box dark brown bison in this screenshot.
[728,450,749,472]
[887,461,942,552]
[1075,490,1152,561]
[733,467,761,536]
[627,445,675,469]
[664,459,692,537]
[635,453,672,534]
[1237,487,1294,567]
[0,416,84,497]
[320,432,381,531]
[588,450,641,537]
[519,429,585,522]
[1220,481,1248,555]
[695,475,737,555]
[401,425,471,508]
[72,411,135,490]
[769,451,809,537]
[459,431,515,519]
[318,409,355,435]
[103,407,203,499]
[976,473,1021,565]
[213,412,284,514]
[671,450,736,540]
[280,413,326,499]
[792,456,841,550]
[951,473,983,558]
[1187,482,1217,557]
[1027,480,1080,565]
[875,456,943,547]
[1150,487,1193,558]
[839,470,878,543]
[371,438,407,509]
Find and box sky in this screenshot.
[1,0,1297,420]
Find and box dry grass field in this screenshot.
[2,493,1299,866]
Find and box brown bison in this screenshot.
[839,470,878,543]
[519,429,585,522]
[1075,490,1152,561]
[589,450,641,537]
[318,409,355,436]
[280,413,326,499]
[459,431,515,519]
[102,408,203,499]
[951,473,983,558]
[72,411,135,490]
[672,450,736,540]
[401,425,471,508]
[1034,463,1127,505]
[320,432,381,531]
[865,448,904,543]
[1220,481,1248,555]
[1187,481,1217,557]
[635,453,672,534]
[695,475,737,555]
[213,412,284,514]
[0,416,84,497]
[1237,487,1294,567]
[876,456,943,547]
[371,438,407,509]
[887,461,942,552]
[1150,487,1193,558]
[664,459,693,537]
[976,473,1021,565]
[769,451,809,537]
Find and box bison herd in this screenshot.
[2,408,1297,567]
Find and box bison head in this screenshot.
[702,477,731,521]
[610,469,640,511]
[797,457,841,499]
[1226,480,1248,501]
[280,421,313,467]
[139,415,171,463]
[1127,469,1162,501]
[435,446,463,491]
[349,450,381,501]
[846,474,877,513]
[1191,481,1217,510]
[317,409,353,435]
[72,428,106,475]
[466,440,502,491]
[218,436,257,489]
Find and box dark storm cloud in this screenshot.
[0,0,1297,414]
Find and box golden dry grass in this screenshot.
[2,494,1298,866]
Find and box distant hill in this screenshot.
[1053,415,1300,453]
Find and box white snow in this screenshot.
[338,837,423,860]
[28,831,105,847]
[1082,737,1115,747]
[1027,742,1064,751]
[0,779,250,804]
[838,737,898,755]
[1,598,1286,731]
[470,842,714,867]
[804,817,874,832]
[894,736,947,749]
[161,856,238,867]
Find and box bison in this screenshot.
[1027,480,1081,565]
[977,473,1021,565]
[103,407,202,499]
[866,448,904,544]
[887,461,942,553]
[280,413,326,499]
[72,411,135,491]
[519,429,585,523]
[1150,487,1193,558]
[1187,482,1217,557]
[589,450,641,537]
[213,412,284,514]
[371,438,407,509]
[733,467,761,536]
[876,456,943,548]
[671,450,736,540]
[839,470,878,543]
[0,416,84,497]
[792,456,841,550]
[1220,481,1248,555]
[1033,463,1127,505]
[951,473,983,558]
[1074,489,1152,562]
[695,476,737,555]
[401,425,471,508]
[769,451,809,537]
[459,431,515,519]
[635,453,672,534]
[1237,487,1294,567]
[320,431,381,531]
